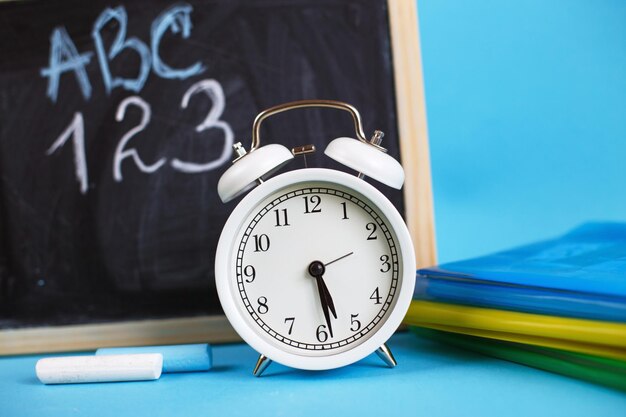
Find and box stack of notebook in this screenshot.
[405,222,626,391]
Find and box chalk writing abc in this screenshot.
[40,3,234,194]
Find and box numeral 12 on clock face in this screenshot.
[233,184,400,356]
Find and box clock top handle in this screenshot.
[218,100,405,203]
[248,99,405,188]
[249,99,375,151]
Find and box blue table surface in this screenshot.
[1,332,624,417]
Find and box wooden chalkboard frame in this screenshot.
[0,0,435,355]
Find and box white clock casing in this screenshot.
[215,168,416,371]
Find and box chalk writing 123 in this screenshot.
[47,79,234,194]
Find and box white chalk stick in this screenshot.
[36,353,163,385]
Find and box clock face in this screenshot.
[229,181,402,356]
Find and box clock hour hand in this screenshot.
[308,260,335,337]
[314,251,353,320]
[318,277,337,319]
[314,276,334,338]
[317,252,352,319]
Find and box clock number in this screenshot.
[380,255,391,273]
[341,202,349,219]
[370,287,382,305]
[316,324,329,342]
[253,234,270,252]
[303,195,322,214]
[273,208,290,227]
[243,265,256,283]
[366,222,378,240]
[257,296,269,314]
[284,317,295,335]
[350,314,361,332]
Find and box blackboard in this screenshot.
[0,0,434,353]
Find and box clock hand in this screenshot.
[309,258,340,319]
[324,251,354,267]
[314,276,334,338]
[316,252,353,319]
[316,251,353,321]
[318,277,337,319]
[308,260,334,338]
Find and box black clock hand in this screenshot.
[317,252,352,319]
[318,277,337,319]
[308,260,335,337]
[309,252,350,322]
[314,275,334,338]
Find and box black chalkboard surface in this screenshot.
[0,0,414,346]
[0,0,434,354]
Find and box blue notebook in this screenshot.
[415,222,626,322]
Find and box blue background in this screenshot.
[1,1,625,416]
[420,0,626,263]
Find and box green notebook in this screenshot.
[411,327,626,392]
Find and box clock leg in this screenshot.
[252,354,272,377]
[375,343,397,368]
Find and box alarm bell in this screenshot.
[217,143,293,203]
[217,99,406,203]
[325,132,405,189]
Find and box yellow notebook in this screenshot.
[404,301,626,361]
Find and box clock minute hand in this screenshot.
[317,252,352,319]
[318,276,337,319]
[314,276,334,337]
[324,251,354,267]
[308,261,334,337]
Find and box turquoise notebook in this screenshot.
[414,223,626,322]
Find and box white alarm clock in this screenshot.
[215,100,416,376]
